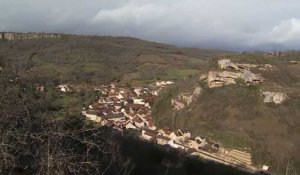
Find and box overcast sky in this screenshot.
[1,0,300,51]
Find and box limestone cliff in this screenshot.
[0,32,61,40]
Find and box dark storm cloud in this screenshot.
[1,0,300,51]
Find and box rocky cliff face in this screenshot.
[0,32,61,40]
[198,59,290,105]
[207,71,241,88]
[218,58,275,71]
[201,59,265,88]
[261,91,288,104]
[171,85,202,111]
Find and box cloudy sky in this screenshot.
[1,0,300,51]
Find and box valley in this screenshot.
[1,33,300,174]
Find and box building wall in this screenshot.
[141,133,153,141]
[156,138,168,145]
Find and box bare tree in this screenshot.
[0,63,133,175]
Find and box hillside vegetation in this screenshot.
[0,35,245,175]
[152,52,300,175]
[1,35,300,174]
[0,35,225,86]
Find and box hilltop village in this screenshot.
[76,79,264,173]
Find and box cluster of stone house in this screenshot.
[82,81,173,131]
[0,32,61,40]
[81,80,260,172]
[82,81,218,153]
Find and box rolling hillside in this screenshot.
[1,34,300,174]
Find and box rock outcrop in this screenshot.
[218,59,239,70]
[193,86,202,97]
[0,32,61,41]
[203,59,289,104]
[171,99,185,110]
[171,85,202,110]
[179,93,193,105]
[261,91,288,104]
[57,84,72,92]
[207,71,241,88]
[289,61,300,64]
[218,59,275,71]
[206,70,263,88]
[242,70,264,84]
[218,59,259,71]
[203,59,264,88]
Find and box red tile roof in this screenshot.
[143,131,157,138]
[133,117,143,123]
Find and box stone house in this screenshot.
[156,135,171,145]
[132,117,145,128]
[124,121,137,130]
[167,139,186,149]
[148,122,157,130]
[186,140,199,150]
[83,110,99,122]
[105,114,126,123]
[133,98,145,105]
[195,136,207,148]
[141,130,158,141]
[169,132,178,140]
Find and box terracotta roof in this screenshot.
[187,148,197,153]
[143,128,159,135]
[133,117,143,123]
[143,131,157,138]
[137,107,147,114]
[106,114,125,119]
[144,115,152,121]
[131,104,143,111]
